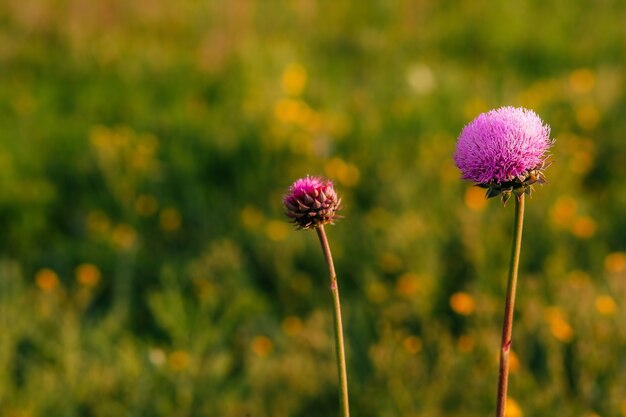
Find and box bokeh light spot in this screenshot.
[506,397,523,417]
[570,149,594,175]
[403,335,422,354]
[241,206,264,230]
[160,208,182,232]
[458,335,474,352]
[395,272,420,298]
[35,268,59,292]
[148,348,166,367]
[450,292,475,316]
[324,157,360,187]
[265,220,289,241]
[377,252,402,274]
[135,194,158,216]
[274,98,311,125]
[406,63,436,95]
[550,196,577,228]
[569,69,595,94]
[605,252,626,273]
[366,281,388,304]
[571,216,596,239]
[545,307,574,342]
[168,350,190,371]
[75,263,101,287]
[112,224,137,249]
[595,295,616,316]
[282,63,307,96]
[87,211,111,235]
[282,316,303,336]
[251,336,274,357]
[576,104,600,130]
[464,186,487,212]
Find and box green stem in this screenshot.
[495,193,525,417]
[316,225,350,417]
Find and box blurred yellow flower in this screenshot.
[251,336,273,357]
[240,205,264,230]
[135,194,158,216]
[406,63,436,95]
[604,252,626,273]
[378,252,402,274]
[281,316,303,336]
[464,186,487,212]
[35,268,59,292]
[168,350,190,371]
[518,79,560,108]
[576,104,600,130]
[366,281,388,304]
[458,335,474,352]
[595,295,616,317]
[506,397,523,417]
[324,157,360,187]
[569,68,595,94]
[544,307,574,342]
[112,224,137,249]
[4,409,31,417]
[450,292,475,316]
[570,149,594,175]
[549,196,576,228]
[160,208,182,232]
[75,263,101,287]
[396,272,420,298]
[274,98,311,125]
[570,216,596,239]
[282,63,307,96]
[265,220,289,241]
[567,269,591,286]
[86,210,111,234]
[89,125,112,149]
[403,335,422,354]
[148,348,166,367]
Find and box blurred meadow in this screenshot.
[1,1,626,416]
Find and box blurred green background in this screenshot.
[1,1,626,416]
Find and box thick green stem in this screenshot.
[495,193,525,417]
[316,225,350,417]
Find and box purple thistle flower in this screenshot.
[284,176,342,230]
[454,106,553,203]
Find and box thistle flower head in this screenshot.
[454,106,552,204]
[284,176,341,230]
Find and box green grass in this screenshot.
[1,1,626,416]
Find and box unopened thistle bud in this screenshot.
[454,106,553,204]
[284,176,342,229]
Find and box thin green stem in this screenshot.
[496,193,525,417]
[316,225,350,417]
